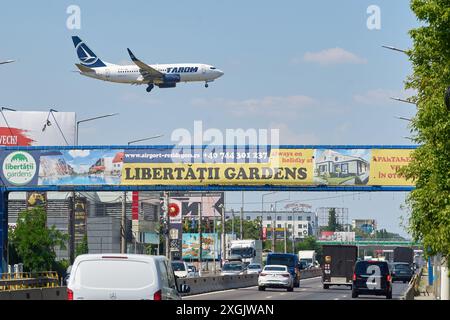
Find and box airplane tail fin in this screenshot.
[72,36,107,68]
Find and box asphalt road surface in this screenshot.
[184,276,410,300]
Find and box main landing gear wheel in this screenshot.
[146,84,154,92]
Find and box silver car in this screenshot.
[246,263,262,274]
[220,262,247,276]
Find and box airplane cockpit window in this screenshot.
[210,67,216,70]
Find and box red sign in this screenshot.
[168,203,180,218]
[132,191,139,220]
[0,127,34,146]
[262,227,267,240]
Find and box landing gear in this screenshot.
[204,82,209,88]
[146,83,154,93]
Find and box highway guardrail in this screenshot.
[0,272,59,291]
[179,267,322,296]
[0,287,67,300]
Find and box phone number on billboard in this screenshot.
[202,152,269,161]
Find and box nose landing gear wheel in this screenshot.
[146,84,154,92]
[205,82,209,88]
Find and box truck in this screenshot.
[322,245,358,289]
[228,240,262,266]
[298,250,317,269]
[393,247,414,266]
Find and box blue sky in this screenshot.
[0,0,418,236]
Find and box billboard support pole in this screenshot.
[198,201,202,275]
[121,191,126,254]
[68,195,75,264]
[0,189,8,274]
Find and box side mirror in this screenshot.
[179,284,191,294]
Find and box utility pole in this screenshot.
[284,222,287,253]
[164,192,170,259]
[69,194,75,264]
[272,205,276,253]
[220,205,226,266]
[231,209,235,238]
[121,191,127,253]
[198,202,203,275]
[240,191,244,239]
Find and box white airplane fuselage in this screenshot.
[81,63,223,85]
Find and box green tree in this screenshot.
[75,235,89,257]
[9,207,68,272]
[322,208,342,232]
[398,0,450,263]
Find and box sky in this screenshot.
[0,0,419,237]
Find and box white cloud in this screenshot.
[353,88,416,105]
[301,48,367,65]
[269,122,320,145]
[68,150,90,158]
[191,95,318,118]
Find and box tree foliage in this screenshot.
[399,0,450,261]
[9,207,68,272]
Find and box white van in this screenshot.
[67,254,190,300]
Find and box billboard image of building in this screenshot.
[314,149,370,185]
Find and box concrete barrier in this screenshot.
[0,287,67,300]
[180,268,322,296]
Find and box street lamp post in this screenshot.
[124,134,164,254]
[261,192,277,241]
[76,113,119,145]
[218,204,226,267]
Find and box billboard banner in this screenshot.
[0,147,415,188]
[0,111,76,146]
[182,233,219,260]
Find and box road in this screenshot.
[184,277,410,300]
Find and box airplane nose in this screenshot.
[217,70,224,77]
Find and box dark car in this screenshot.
[266,253,301,287]
[352,260,392,299]
[391,262,413,283]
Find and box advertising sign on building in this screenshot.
[0,111,76,146]
[0,147,416,188]
[182,233,219,260]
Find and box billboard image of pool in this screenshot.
[38,149,124,185]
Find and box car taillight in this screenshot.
[282,273,290,278]
[67,288,73,300]
[260,273,267,276]
[153,290,162,300]
[352,273,356,281]
[387,275,392,282]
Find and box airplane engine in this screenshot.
[163,74,181,83]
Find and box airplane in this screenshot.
[0,60,14,65]
[71,36,224,93]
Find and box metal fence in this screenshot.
[0,272,59,291]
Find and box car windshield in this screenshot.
[171,262,186,271]
[264,266,286,272]
[267,255,295,267]
[394,264,411,271]
[248,264,261,269]
[355,261,389,275]
[222,264,243,271]
[230,248,254,258]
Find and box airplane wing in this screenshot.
[0,60,15,65]
[127,48,164,80]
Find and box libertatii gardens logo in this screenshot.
[2,151,37,186]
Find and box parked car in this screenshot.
[258,265,294,292]
[171,260,191,278]
[391,262,413,283]
[67,254,190,300]
[220,262,247,276]
[352,260,392,299]
[246,263,262,274]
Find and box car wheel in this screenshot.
[323,284,329,290]
[287,286,294,292]
[258,286,265,291]
[352,289,358,298]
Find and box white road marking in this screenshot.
[279,293,286,296]
[265,296,273,299]
[333,298,339,300]
[183,288,238,299]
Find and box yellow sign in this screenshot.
[121,149,314,186]
[368,149,413,186]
